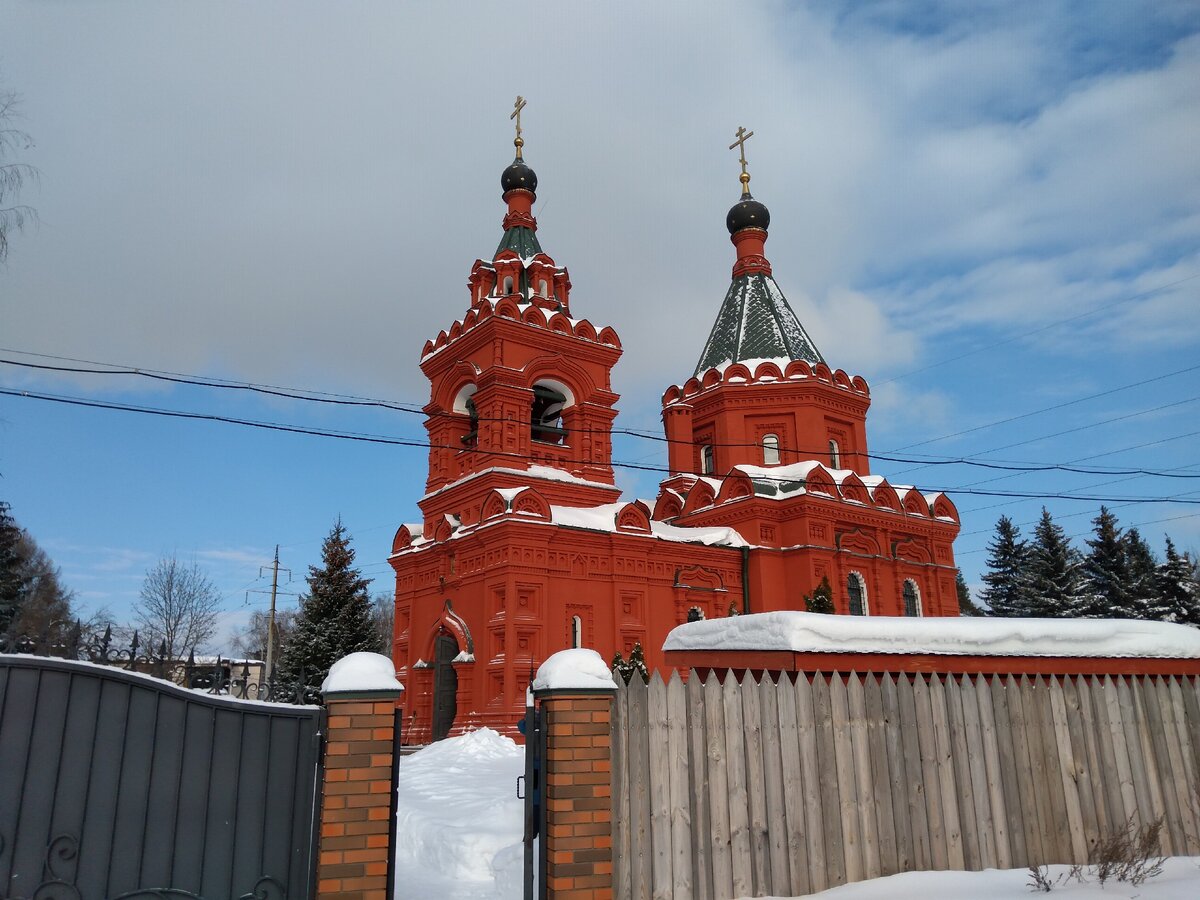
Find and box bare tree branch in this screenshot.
[134,556,223,659]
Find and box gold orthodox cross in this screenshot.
[729,126,754,195]
[511,95,527,158]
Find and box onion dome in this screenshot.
[726,193,770,235]
[501,157,538,195]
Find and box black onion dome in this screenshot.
[501,158,538,195]
[726,193,770,235]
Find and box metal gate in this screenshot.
[0,654,324,899]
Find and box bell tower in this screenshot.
[417,99,623,537]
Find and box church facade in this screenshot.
[389,121,960,743]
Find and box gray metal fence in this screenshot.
[0,654,324,900]
[612,670,1200,900]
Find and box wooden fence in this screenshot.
[610,671,1200,900]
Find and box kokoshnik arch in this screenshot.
[389,104,961,743]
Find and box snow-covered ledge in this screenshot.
[533,648,618,695]
[663,612,1200,659]
[321,651,404,700]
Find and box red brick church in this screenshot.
[389,111,960,743]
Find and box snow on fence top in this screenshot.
[321,652,404,695]
[663,611,1200,659]
[533,648,618,692]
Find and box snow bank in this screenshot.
[392,728,525,899]
[321,652,403,694]
[533,648,617,692]
[778,857,1200,899]
[664,611,1200,659]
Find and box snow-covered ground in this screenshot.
[788,859,1200,899]
[394,730,1200,899]
[392,728,526,899]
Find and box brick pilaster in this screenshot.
[317,695,399,900]
[539,692,615,899]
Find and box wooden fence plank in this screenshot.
[723,675,752,898]
[1156,676,1197,854]
[794,675,826,894]
[1086,676,1123,834]
[1165,677,1200,853]
[895,674,932,872]
[881,674,916,873]
[758,675,791,894]
[666,672,693,899]
[613,680,631,900]
[811,675,846,888]
[829,674,863,885]
[1034,675,1072,862]
[1060,677,1100,859]
[1116,676,1155,832]
[740,673,771,895]
[1007,674,1046,866]
[848,674,881,879]
[629,673,653,899]
[1048,677,1087,862]
[863,674,898,876]
[1138,676,1182,855]
[1101,675,1139,826]
[944,675,980,869]
[928,675,964,870]
[648,673,672,898]
[974,674,1010,869]
[1073,677,1111,843]
[775,677,810,898]
[957,674,995,869]
[704,674,733,900]
[912,675,947,871]
[988,675,1026,867]
[687,673,714,900]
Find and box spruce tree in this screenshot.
[1156,538,1200,626]
[804,576,835,614]
[956,569,984,616]
[1026,508,1083,617]
[1079,506,1134,618]
[275,520,379,703]
[0,501,25,636]
[981,516,1033,616]
[1124,528,1160,619]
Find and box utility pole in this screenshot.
[257,546,292,682]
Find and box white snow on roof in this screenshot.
[321,652,404,694]
[663,611,1200,659]
[421,465,617,502]
[533,648,617,692]
[550,502,748,547]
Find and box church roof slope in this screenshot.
[694,271,824,376]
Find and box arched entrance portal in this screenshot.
[431,633,459,742]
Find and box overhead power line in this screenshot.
[5,386,1200,507]
[2,355,1195,480]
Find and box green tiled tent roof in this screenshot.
[694,272,824,376]
[495,227,543,261]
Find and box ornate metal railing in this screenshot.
[0,622,309,704]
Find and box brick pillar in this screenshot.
[318,655,403,900]
[537,689,616,898]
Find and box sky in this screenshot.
[1,0,1198,645]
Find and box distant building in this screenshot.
[390,122,960,743]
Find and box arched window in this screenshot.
[829,439,841,469]
[700,444,715,475]
[454,384,479,448]
[847,572,868,616]
[571,615,583,649]
[762,433,780,465]
[531,380,570,444]
[502,275,514,295]
[686,606,705,623]
[903,580,922,617]
[538,279,549,297]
